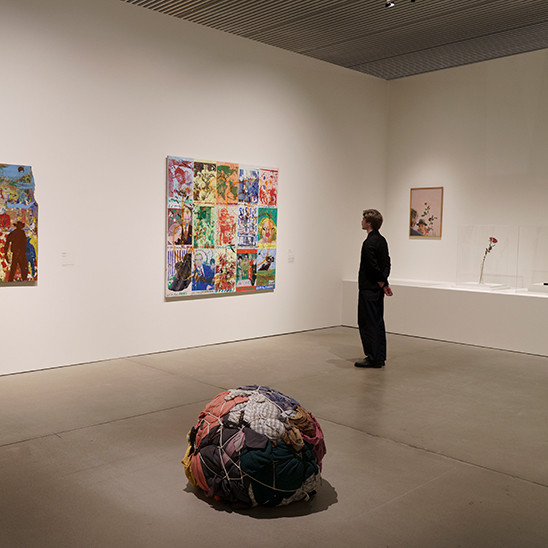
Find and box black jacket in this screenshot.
[358,229,391,291]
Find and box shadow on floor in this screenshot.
[184,478,338,518]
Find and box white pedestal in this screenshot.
[342,279,548,357]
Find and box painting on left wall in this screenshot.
[0,164,38,283]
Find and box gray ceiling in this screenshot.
[121,0,548,80]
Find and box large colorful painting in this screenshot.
[166,156,278,297]
[0,164,38,283]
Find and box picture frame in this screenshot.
[0,164,38,283]
[409,187,443,238]
[165,156,278,298]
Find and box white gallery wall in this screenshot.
[0,0,388,375]
[384,49,548,283]
[378,50,548,355]
[5,0,548,374]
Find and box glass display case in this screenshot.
[456,225,517,290]
[517,226,548,294]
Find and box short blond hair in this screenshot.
[363,209,383,230]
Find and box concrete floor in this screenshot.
[2,326,548,547]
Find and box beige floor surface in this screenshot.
[2,327,548,547]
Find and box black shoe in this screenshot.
[354,358,384,368]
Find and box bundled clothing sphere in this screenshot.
[182,385,326,506]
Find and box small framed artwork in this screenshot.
[409,187,443,238]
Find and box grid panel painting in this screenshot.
[166,156,277,297]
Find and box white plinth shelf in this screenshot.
[342,279,548,357]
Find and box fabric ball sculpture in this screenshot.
[182,385,326,507]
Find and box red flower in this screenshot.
[489,237,498,244]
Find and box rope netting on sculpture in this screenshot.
[182,385,326,507]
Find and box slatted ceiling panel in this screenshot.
[144,0,344,27]
[307,3,548,67]
[284,2,543,59]
[247,5,374,52]
[238,1,358,39]
[186,1,349,36]
[250,1,447,48]
[356,22,548,80]
[370,22,548,76]
[121,0,548,80]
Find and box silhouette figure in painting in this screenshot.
[169,252,192,292]
[5,221,28,281]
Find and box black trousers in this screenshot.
[358,289,386,363]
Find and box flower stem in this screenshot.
[479,250,488,284]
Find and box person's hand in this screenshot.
[383,285,393,297]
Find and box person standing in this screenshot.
[355,209,393,368]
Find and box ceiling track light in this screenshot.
[385,0,415,6]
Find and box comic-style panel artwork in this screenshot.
[179,206,193,246]
[259,167,278,207]
[215,247,237,293]
[167,208,182,247]
[167,206,193,246]
[193,161,217,205]
[193,205,215,249]
[257,208,277,249]
[256,249,276,290]
[167,156,193,208]
[236,249,257,292]
[217,162,239,205]
[166,156,277,297]
[238,166,259,205]
[192,248,215,293]
[216,206,237,248]
[237,204,258,248]
[166,246,193,296]
[0,163,38,283]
